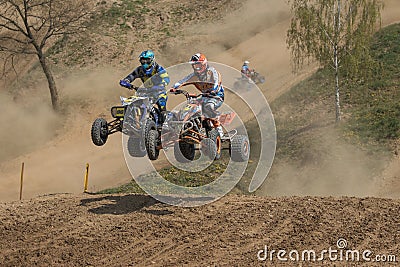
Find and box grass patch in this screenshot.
[273,23,400,163]
[97,180,145,194]
[345,23,400,143]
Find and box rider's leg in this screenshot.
[202,98,222,118]
[156,93,168,123]
[203,98,224,137]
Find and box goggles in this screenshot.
[191,62,203,71]
[140,58,152,65]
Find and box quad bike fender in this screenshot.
[218,112,236,126]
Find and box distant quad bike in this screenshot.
[233,70,265,91]
[145,85,250,163]
[91,81,164,158]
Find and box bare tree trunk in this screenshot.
[37,50,59,111]
[334,47,341,122]
[334,0,342,122]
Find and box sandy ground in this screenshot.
[0,193,399,266]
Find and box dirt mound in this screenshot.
[0,194,398,266]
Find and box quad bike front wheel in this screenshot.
[230,135,250,162]
[174,141,195,163]
[208,129,222,160]
[201,138,217,160]
[91,118,109,146]
[146,129,160,160]
[201,129,222,160]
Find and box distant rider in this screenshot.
[119,49,170,122]
[241,60,253,82]
[170,53,225,136]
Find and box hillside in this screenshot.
[0,0,292,201]
[261,22,400,199]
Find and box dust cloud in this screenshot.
[0,90,60,162]
[0,68,134,202]
[194,0,290,55]
[260,128,388,197]
[160,0,290,68]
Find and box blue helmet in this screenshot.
[139,50,155,73]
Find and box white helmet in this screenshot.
[244,60,249,65]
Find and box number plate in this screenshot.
[111,107,125,118]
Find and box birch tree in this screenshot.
[286,0,383,122]
[0,0,92,111]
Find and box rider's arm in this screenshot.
[123,67,141,83]
[172,72,196,89]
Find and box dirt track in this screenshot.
[0,194,399,266]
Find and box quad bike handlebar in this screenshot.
[169,88,221,100]
[169,81,223,100]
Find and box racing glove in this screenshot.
[119,79,134,89]
[169,88,182,94]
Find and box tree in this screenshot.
[0,0,92,111]
[286,0,383,122]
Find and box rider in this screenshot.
[241,60,253,82]
[119,49,170,122]
[170,53,225,136]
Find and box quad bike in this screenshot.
[233,70,265,91]
[145,86,250,163]
[249,71,266,84]
[91,81,164,158]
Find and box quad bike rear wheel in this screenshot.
[254,74,265,84]
[127,136,146,157]
[230,135,250,162]
[91,118,109,146]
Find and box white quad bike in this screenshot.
[233,70,265,91]
[91,82,164,158]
